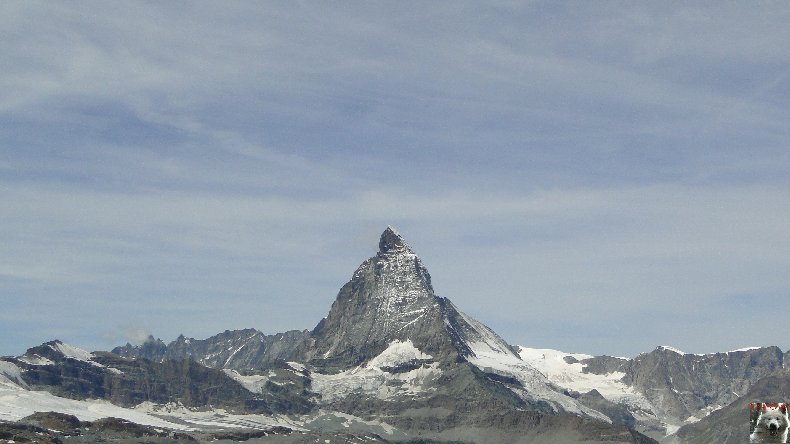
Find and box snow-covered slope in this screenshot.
[517,347,663,429]
[311,339,442,403]
[0,381,189,429]
[365,339,432,369]
[18,340,123,374]
[457,338,611,422]
[518,347,647,406]
[0,361,27,389]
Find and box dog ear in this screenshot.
[780,404,787,414]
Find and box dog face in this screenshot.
[757,404,789,437]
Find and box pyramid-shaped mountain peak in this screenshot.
[308,227,520,370]
[378,225,411,254]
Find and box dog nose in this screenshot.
[770,423,778,430]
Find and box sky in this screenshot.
[1,2,789,358]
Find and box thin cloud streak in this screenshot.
[1,2,789,357]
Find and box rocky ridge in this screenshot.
[113,328,309,370]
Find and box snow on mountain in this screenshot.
[287,361,306,372]
[309,227,447,366]
[305,228,611,422]
[728,346,761,353]
[458,337,611,422]
[515,346,737,436]
[0,361,27,389]
[656,345,686,355]
[365,339,432,369]
[0,382,188,429]
[311,339,442,403]
[1,380,337,435]
[132,402,307,431]
[455,307,519,359]
[51,341,95,362]
[222,369,271,394]
[517,347,654,412]
[18,340,110,370]
[17,354,54,366]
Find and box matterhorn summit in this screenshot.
[307,227,520,370]
[378,225,411,254]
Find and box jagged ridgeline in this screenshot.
[6,227,787,443]
[114,227,520,371]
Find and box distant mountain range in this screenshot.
[1,227,787,443]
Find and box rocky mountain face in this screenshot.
[306,226,519,370]
[574,346,786,435]
[8,227,788,443]
[663,373,790,444]
[113,328,309,370]
[6,339,305,414]
[624,346,784,421]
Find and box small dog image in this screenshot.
[751,402,790,443]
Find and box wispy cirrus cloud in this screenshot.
[1,1,789,356]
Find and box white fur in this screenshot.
[751,405,790,443]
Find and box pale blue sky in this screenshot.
[2,2,789,357]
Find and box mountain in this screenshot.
[622,346,784,425]
[6,339,293,413]
[17,226,787,442]
[664,372,790,444]
[107,226,650,442]
[518,344,789,441]
[115,227,522,372]
[113,328,309,369]
[306,226,520,368]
